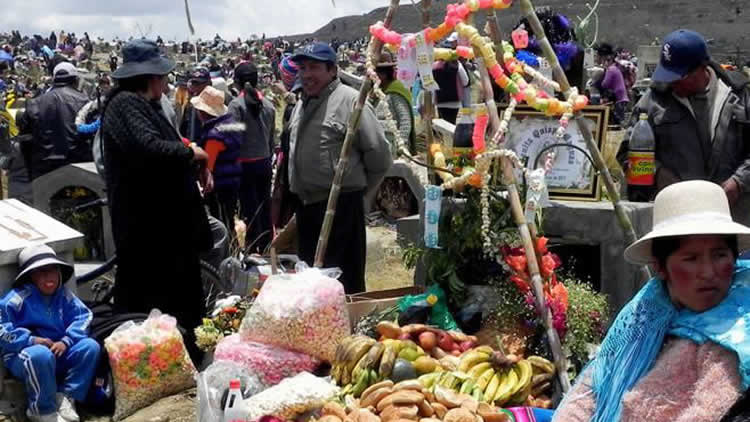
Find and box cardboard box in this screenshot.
[346,286,424,328]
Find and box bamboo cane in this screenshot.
[458,4,571,391]
[501,160,572,392]
[518,0,652,279]
[313,0,400,267]
[421,0,438,162]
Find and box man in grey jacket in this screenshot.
[288,42,393,293]
[621,30,750,223]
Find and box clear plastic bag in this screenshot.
[239,264,351,362]
[196,360,264,422]
[214,334,320,387]
[243,372,339,421]
[104,310,198,421]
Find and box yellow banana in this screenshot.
[378,345,397,379]
[351,370,370,398]
[515,360,533,393]
[527,356,556,375]
[476,367,496,391]
[467,362,492,380]
[381,339,404,354]
[473,345,494,355]
[458,351,491,372]
[440,373,457,389]
[418,372,441,389]
[362,342,385,371]
[506,364,526,398]
[493,367,518,406]
[483,372,502,403]
[459,378,476,395]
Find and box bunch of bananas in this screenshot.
[331,335,429,397]
[418,347,557,406]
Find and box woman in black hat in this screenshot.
[100,39,212,363]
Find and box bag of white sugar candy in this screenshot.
[243,372,340,422]
[239,263,350,362]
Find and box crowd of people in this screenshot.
[2,21,750,421]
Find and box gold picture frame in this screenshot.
[499,105,610,201]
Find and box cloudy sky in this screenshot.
[2,0,387,41]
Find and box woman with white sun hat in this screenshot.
[554,180,750,422]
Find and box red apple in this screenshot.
[437,332,456,352]
[459,341,476,352]
[419,332,438,351]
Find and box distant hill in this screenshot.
[294,0,749,61]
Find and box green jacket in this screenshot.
[384,80,417,154]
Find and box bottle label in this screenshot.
[627,151,655,185]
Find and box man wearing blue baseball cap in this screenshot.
[624,29,750,223]
[286,42,393,293]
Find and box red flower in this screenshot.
[510,275,531,292]
[222,307,238,314]
[505,254,528,273]
[536,236,549,254]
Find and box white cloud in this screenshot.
[2,0,388,40]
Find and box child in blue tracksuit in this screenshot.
[0,244,100,422]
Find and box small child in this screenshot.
[0,244,100,422]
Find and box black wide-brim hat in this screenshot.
[112,39,176,79]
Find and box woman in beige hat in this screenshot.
[554,180,750,422]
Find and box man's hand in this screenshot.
[50,342,67,357]
[723,178,741,205]
[33,337,53,347]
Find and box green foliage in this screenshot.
[401,187,514,306]
[564,278,610,371]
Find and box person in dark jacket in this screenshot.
[228,62,276,253]
[100,39,212,364]
[619,30,750,224]
[179,66,211,141]
[193,86,244,239]
[24,62,90,180]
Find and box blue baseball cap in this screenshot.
[652,30,710,83]
[291,42,337,64]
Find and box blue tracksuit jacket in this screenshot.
[0,284,93,362]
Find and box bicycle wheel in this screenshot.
[200,259,232,311]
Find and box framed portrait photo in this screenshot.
[500,105,610,201]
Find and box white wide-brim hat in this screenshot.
[14,244,73,287]
[624,180,750,265]
[190,85,227,117]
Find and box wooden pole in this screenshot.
[518,0,651,279]
[313,0,401,267]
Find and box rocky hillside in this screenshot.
[303,0,748,61]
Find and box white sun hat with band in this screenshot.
[624,180,750,265]
[14,244,74,288]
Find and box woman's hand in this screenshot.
[200,166,214,194]
[190,144,209,162]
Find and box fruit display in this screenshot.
[418,351,556,408]
[331,323,556,409]
[331,335,441,397]
[319,380,514,422]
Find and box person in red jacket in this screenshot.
[192,86,245,239]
